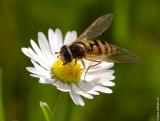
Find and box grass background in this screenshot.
[0,0,160,121]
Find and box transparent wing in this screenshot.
[77,13,113,41]
[106,45,139,63]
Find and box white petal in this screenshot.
[52,81,70,92]
[94,86,113,94]
[26,67,40,75]
[71,84,93,99]
[55,28,63,48]
[26,66,51,77]
[39,78,54,84]
[22,47,51,69]
[78,81,96,92]
[82,59,94,69]
[64,31,77,45]
[87,70,114,78]
[64,31,71,44]
[21,48,37,61]
[88,90,100,95]
[21,48,29,56]
[79,78,100,95]
[58,83,70,92]
[101,76,115,82]
[30,39,55,64]
[101,81,115,86]
[88,63,114,73]
[30,40,44,58]
[48,28,63,52]
[91,62,114,70]
[30,74,49,78]
[56,82,70,92]
[48,29,57,52]
[39,78,47,83]
[27,48,43,64]
[38,32,54,63]
[84,74,100,82]
[98,71,115,81]
[31,60,50,72]
[69,90,85,106]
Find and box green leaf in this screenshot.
[40,101,55,121]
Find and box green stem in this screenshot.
[40,101,55,121]
[64,95,73,121]
[0,69,4,121]
[40,91,63,121]
[53,91,63,115]
[40,91,73,121]
[53,92,74,121]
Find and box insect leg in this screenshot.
[80,59,86,69]
[85,57,100,62]
[84,61,101,81]
[74,59,77,66]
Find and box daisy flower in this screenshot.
[21,28,115,106]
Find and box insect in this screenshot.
[58,13,138,69]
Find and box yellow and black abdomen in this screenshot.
[87,40,112,55]
[84,40,115,61]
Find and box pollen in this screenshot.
[51,59,82,84]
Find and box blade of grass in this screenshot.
[0,69,4,121]
[40,101,55,121]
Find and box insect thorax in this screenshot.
[69,43,85,59]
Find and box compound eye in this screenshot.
[59,45,72,64]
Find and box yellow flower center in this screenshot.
[51,59,82,84]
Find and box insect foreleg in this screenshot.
[74,59,77,66]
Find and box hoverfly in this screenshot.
[58,13,138,68]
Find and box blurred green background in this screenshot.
[0,0,160,121]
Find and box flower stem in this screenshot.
[53,92,73,121]
[40,92,63,121]
[40,92,73,121]
[64,95,73,121]
[53,91,63,114]
[0,69,4,121]
[40,101,55,121]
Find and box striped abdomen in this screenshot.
[86,40,116,56]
